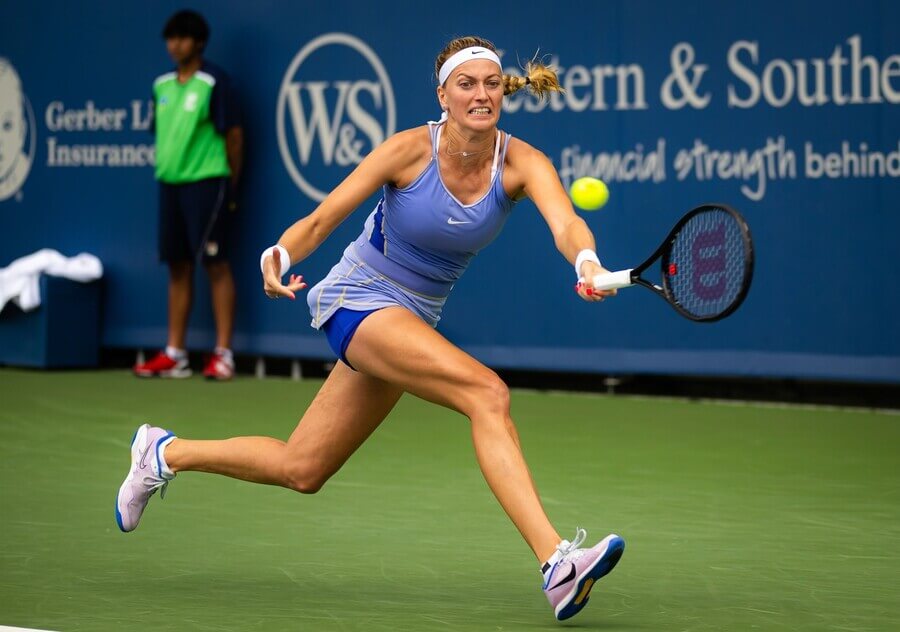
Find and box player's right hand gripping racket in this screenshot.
[589,204,754,322]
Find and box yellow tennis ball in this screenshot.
[569,177,609,211]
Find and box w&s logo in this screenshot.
[277,33,396,202]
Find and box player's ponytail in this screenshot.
[436,36,564,100]
[503,61,564,99]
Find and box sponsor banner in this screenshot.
[44,100,155,167]
[1,57,154,205]
[1,0,898,382]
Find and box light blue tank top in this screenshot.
[353,123,516,297]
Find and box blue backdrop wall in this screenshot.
[2,0,899,382]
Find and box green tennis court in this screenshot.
[1,369,897,631]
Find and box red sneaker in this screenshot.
[133,351,192,378]
[202,352,234,381]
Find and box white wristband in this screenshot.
[259,244,291,278]
[574,249,602,278]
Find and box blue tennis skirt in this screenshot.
[308,241,449,367]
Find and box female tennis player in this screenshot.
[116,36,624,621]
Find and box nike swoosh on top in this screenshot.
[447,218,472,225]
[138,444,152,468]
[549,564,577,590]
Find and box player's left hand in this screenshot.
[576,261,617,302]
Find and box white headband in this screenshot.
[438,46,502,85]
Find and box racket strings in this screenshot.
[665,208,750,319]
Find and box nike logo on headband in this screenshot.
[438,46,502,85]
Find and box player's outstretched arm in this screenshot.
[274,129,425,266]
[260,129,426,299]
[515,142,615,300]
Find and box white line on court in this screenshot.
[1,626,60,632]
[531,388,900,415]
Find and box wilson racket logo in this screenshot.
[691,223,727,301]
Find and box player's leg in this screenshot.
[345,307,624,619]
[118,361,403,531]
[163,361,402,489]
[345,306,561,562]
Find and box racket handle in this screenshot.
[590,269,634,290]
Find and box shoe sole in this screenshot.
[115,425,145,532]
[134,369,193,378]
[204,373,233,381]
[555,534,625,621]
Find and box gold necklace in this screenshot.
[444,127,495,158]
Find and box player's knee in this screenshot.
[285,474,325,495]
[469,370,511,418]
[292,479,325,495]
[486,371,511,411]
[283,462,328,495]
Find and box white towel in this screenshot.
[0,249,103,312]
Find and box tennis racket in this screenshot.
[587,204,754,322]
